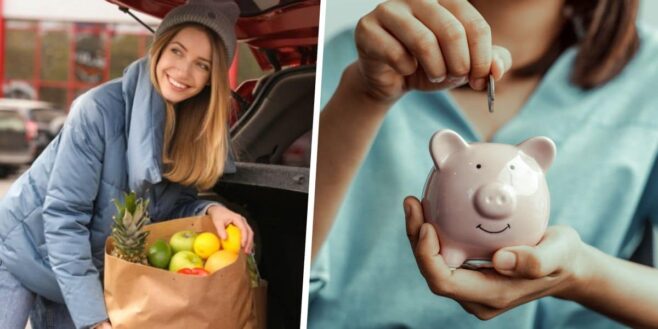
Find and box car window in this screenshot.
[0,111,26,131]
[29,108,64,122]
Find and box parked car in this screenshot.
[105,1,319,328]
[0,109,34,178]
[0,98,67,178]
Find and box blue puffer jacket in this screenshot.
[0,57,231,329]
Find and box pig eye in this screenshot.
[510,165,516,170]
[476,164,482,169]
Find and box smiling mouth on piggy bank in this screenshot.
[476,224,511,234]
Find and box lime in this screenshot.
[147,239,173,269]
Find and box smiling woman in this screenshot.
[155,28,214,104]
[149,23,232,191]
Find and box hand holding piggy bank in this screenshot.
[421,130,556,269]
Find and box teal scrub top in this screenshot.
[309,24,658,329]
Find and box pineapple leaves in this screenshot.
[110,191,152,264]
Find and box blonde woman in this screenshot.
[0,1,253,328]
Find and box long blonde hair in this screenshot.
[149,23,230,190]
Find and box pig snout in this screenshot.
[474,182,517,219]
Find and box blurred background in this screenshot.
[0,0,266,109]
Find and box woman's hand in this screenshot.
[207,205,254,254]
[92,321,112,329]
[403,196,590,320]
[354,0,512,103]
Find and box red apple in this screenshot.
[177,268,210,276]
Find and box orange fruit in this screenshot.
[221,224,241,254]
[193,232,220,259]
[204,250,238,273]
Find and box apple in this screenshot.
[169,230,198,253]
[177,268,210,276]
[168,251,204,273]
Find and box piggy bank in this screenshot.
[421,129,556,269]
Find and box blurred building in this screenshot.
[0,0,261,111]
[0,0,162,110]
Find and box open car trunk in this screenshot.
[203,64,314,329]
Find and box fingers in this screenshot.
[439,0,491,89]
[491,46,512,80]
[413,222,456,294]
[381,1,451,81]
[209,207,256,253]
[361,0,511,92]
[378,4,446,80]
[226,216,253,253]
[405,201,500,303]
[377,0,468,81]
[407,210,564,310]
[237,217,254,254]
[213,217,228,240]
[459,301,500,321]
[356,13,417,76]
[493,226,578,279]
[403,196,424,249]
[245,221,255,254]
[413,229,513,305]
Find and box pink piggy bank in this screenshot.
[422,129,556,269]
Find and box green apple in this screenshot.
[169,230,198,253]
[168,251,204,273]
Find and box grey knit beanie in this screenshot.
[155,0,240,61]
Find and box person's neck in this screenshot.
[472,0,566,71]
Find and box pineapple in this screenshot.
[110,191,151,264]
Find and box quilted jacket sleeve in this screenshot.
[42,96,109,329]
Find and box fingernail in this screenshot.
[496,251,516,270]
[446,76,468,86]
[494,56,504,79]
[404,204,411,218]
[472,78,486,91]
[420,224,428,239]
[428,75,446,83]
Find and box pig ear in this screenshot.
[517,136,556,172]
[429,130,469,170]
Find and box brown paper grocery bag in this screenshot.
[104,215,266,329]
[254,280,267,329]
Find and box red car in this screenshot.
[104,1,319,328]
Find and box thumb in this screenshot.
[491,45,512,80]
[493,240,564,279]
